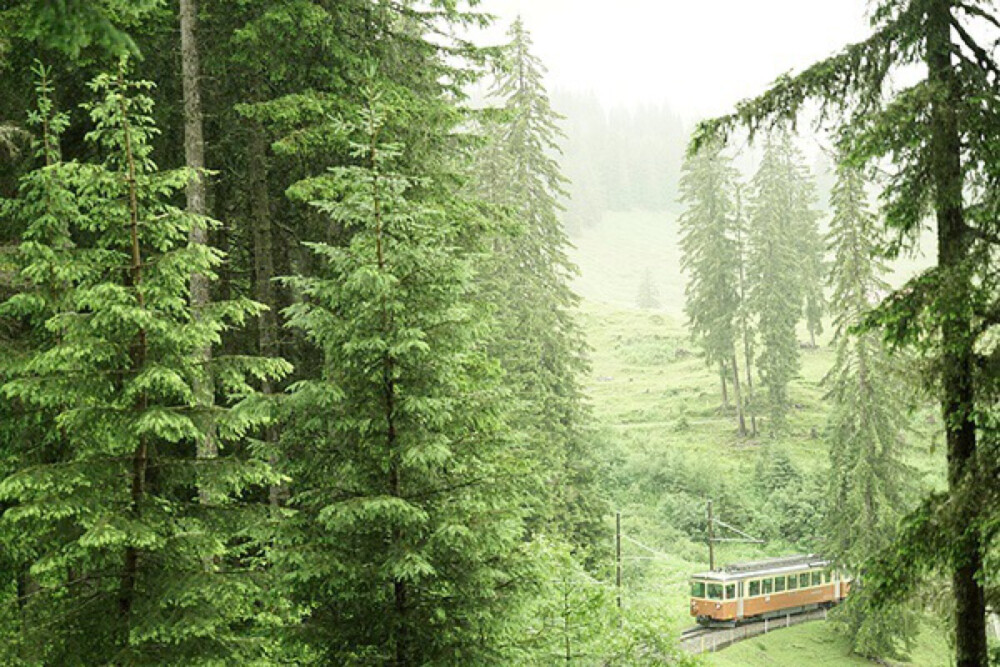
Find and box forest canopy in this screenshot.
[0,1,997,666]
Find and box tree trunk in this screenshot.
[371,131,408,664]
[926,3,987,665]
[740,309,757,435]
[731,353,747,436]
[117,68,147,647]
[249,126,284,509]
[180,0,216,503]
[16,563,38,658]
[744,335,757,437]
[719,360,729,409]
[735,184,757,437]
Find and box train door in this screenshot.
[737,581,744,619]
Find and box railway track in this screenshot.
[678,607,830,654]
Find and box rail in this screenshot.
[678,607,830,654]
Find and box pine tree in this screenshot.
[745,132,817,433]
[216,0,494,510]
[279,92,538,665]
[636,268,660,310]
[733,183,758,435]
[473,18,604,551]
[798,200,827,348]
[678,139,747,434]
[0,65,289,664]
[0,0,152,58]
[823,158,916,659]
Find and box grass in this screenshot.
[570,210,686,318]
[570,208,944,495]
[702,619,953,667]
[568,209,950,665]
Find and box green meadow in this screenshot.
[570,210,950,665]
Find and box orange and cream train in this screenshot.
[689,554,850,626]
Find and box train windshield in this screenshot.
[691,581,705,598]
[707,584,723,600]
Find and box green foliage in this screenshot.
[0,0,158,59]
[472,19,606,555]
[518,539,618,664]
[693,2,1000,663]
[822,158,918,659]
[678,140,740,372]
[0,66,289,664]
[278,95,541,664]
[0,3,642,665]
[745,133,818,432]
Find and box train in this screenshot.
[689,554,850,626]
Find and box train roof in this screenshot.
[691,554,830,582]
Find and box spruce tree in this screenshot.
[745,132,816,433]
[799,202,827,348]
[636,268,660,310]
[279,93,538,665]
[733,183,758,435]
[473,18,604,551]
[0,65,289,664]
[678,139,747,434]
[823,158,916,659]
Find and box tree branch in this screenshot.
[950,15,1000,85]
[690,5,923,152]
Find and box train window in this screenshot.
[825,571,832,583]
[812,572,822,586]
[774,577,785,592]
[749,580,760,597]
[691,581,706,598]
[800,573,810,588]
[725,584,736,600]
[787,575,798,590]
[762,578,773,594]
[707,584,723,600]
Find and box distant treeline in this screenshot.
[554,91,687,230]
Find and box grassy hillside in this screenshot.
[576,300,949,665]
[703,620,952,667]
[570,210,686,318]
[568,210,949,665]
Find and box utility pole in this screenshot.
[707,500,715,571]
[615,511,622,611]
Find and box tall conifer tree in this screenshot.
[678,140,747,435]
[279,93,538,665]
[0,66,289,664]
[799,205,827,348]
[733,183,759,435]
[745,133,817,432]
[823,158,916,659]
[473,18,604,550]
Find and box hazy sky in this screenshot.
[475,0,873,121]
